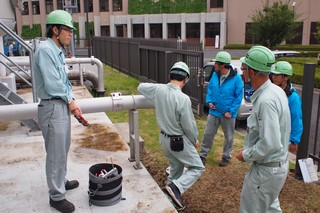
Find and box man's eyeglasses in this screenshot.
[241,67,248,71]
[61,27,73,33]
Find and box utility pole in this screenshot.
[63,0,78,57]
[85,0,91,57]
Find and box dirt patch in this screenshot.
[141,149,320,212]
[77,123,127,151]
[0,122,10,131]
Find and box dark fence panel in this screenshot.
[295,63,320,177]
[92,37,204,115]
[119,39,130,75]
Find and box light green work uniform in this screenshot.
[240,80,291,213]
[138,82,205,194]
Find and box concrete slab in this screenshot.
[0,86,176,213]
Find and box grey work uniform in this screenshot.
[240,80,291,213]
[33,38,74,201]
[138,82,205,194]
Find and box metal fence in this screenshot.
[92,37,205,116]
[296,63,320,176]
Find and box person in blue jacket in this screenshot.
[271,61,303,152]
[199,51,243,167]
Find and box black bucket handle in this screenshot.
[88,183,102,206]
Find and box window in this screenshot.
[150,24,162,38]
[32,1,40,15]
[210,0,223,8]
[310,22,320,44]
[57,0,63,10]
[116,25,124,37]
[100,0,109,12]
[113,0,122,12]
[101,26,110,36]
[133,24,144,38]
[22,1,29,15]
[46,0,54,14]
[245,23,254,44]
[167,23,181,39]
[186,23,200,42]
[205,23,220,46]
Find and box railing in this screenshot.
[0,21,36,102]
[0,52,32,86]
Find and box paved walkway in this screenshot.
[0,86,176,213]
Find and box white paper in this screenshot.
[298,158,319,183]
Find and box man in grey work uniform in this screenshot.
[236,46,290,212]
[138,61,205,211]
[33,10,82,213]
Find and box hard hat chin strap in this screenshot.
[56,26,64,48]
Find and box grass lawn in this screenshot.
[103,64,320,212]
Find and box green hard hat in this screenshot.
[271,61,293,76]
[46,10,75,29]
[170,61,190,77]
[212,51,231,64]
[240,46,275,72]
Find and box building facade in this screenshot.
[208,0,320,45]
[14,0,320,48]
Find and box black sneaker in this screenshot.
[163,183,186,211]
[49,198,75,213]
[200,156,206,166]
[65,180,79,190]
[218,158,230,167]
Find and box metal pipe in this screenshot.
[0,95,154,122]
[6,56,106,95]
[64,57,105,93]
[68,70,98,89]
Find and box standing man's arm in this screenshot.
[228,76,243,117]
[240,102,283,163]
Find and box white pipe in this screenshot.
[66,56,105,93]
[0,95,154,122]
[7,56,106,94]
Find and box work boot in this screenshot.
[163,183,186,211]
[49,198,75,213]
[200,156,206,166]
[65,180,79,190]
[218,158,230,167]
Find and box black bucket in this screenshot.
[88,163,123,206]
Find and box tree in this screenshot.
[249,1,299,49]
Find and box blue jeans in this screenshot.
[200,114,235,161]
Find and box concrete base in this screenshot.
[0,86,176,213]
